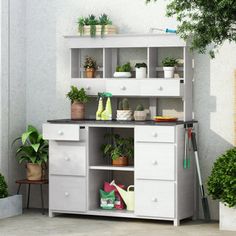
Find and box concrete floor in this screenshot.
[0,209,235,236]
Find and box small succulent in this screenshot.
[78,17,85,35]
[118,98,130,110]
[99,14,112,37]
[84,56,97,69]
[135,63,147,68]
[162,57,178,67]
[116,62,132,72]
[135,104,144,111]
[87,14,98,37]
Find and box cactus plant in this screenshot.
[135,104,144,111]
[122,98,130,110]
[118,100,123,110]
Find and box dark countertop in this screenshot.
[47,119,197,126]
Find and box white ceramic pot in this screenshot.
[220,202,236,231]
[113,72,131,78]
[163,67,175,78]
[116,110,133,120]
[135,67,147,79]
[134,111,147,121]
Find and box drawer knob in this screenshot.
[64,157,70,161]
[86,86,91,90]
[158,86,163,91]
[58,130,64,135]
[152,197,158,202]
[120,86,126,91]
[152,132,158,137]
[152,160,158,165]
[64,192,69,197]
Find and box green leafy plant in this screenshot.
[118,98,130,110]
[207,148,236,207]
[84,56,97,69]
[99,14,112,37]
[12,125,48,165]
[135,104,144,111]
[116,62,132,72]
[0,173,8,198]
[146,0,236,58]
[162,57,178,67]
[78,17,85,36]
[87,14,98,37]
[101,133,134,160]
[66,86,89,104]
[135,63,147,68]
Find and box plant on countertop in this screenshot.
[0,173,8,199]
[207,148,236,208]
[118,98,130,110]
[66,86,89,104]
[162,57,178,67]
[84,56,97,70]
[135,104,144,111]
[135,63,147,68]
[116,62,132,72]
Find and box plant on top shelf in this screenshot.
[101,133,134,167]
[12,125,48,181]
[66,86,89,120]
[114,62,132,78]
[162,57,178,79]
[99,14,112,37]
[0,173,8,199]
[84,56,97,78]
[135,63,147,79]
[134,104,147,121]
[116,98,132,121]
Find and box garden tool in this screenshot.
[110,180,135,211]
[149,27,177,33]
[96,93,104,120]
[191,131,211,221]
[101,92,112,120]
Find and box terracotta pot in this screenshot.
[85,68,95,78]
[112,156,128,166]
[71,102,85,120]
[27,163,42,181]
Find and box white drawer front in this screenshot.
[43,124,80,141]
[135,126,175,143]
[135,180,175,218]
[135,143,175,180]
[50,176,86,212]
[140,79,183,97]
[72,79,105,96]
[49,141,86,176]
[106,79,140,96]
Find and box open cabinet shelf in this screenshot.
[89,165,134,171]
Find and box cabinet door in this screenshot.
[135,180,175,218]
[50,175,86,212]
[135,143,175,180]
[49,141,86,176]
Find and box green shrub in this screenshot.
[116,62,132,72]
[0,173,8,198]
[66,86,89,104]
[162,57,178,67]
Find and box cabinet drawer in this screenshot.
[106,79,139,96]
[49,141,86,176]
[50,176,86,212]
[135,126,175,143]
[140,79,183,97]
[72,79,105,96]
[135,180,175,218]
[135,143,175,180]
[43,124,80,141]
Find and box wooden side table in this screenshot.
[16,179,48,215]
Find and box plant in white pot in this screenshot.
[116,98,132,120]
[207,148,236,231]
[135,63,147,78]
[113,62,132,78]
[134,104,147,121]
[13,125,49,181]
[162,57,178,78]
[0,173,22,219]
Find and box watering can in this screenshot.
[110,180,135,211]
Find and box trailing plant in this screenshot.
[87,14,98,37]
[12,125,48,165]
[135,104,144,111]
[78,17,85,36]
[66,86,89,104]
[118,98,130,110]
[146,0,236,58]
[101,133,134,160]
[99,14,112,37]
[0,173,8,198]
[207,148,236,207]
[162,57,178,67]
[135,63,147,68]
[84,56,97,69]
[116,62,132,72]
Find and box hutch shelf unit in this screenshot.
[43,34,196,226]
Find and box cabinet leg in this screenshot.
[49,210,55,218]
[174,219,180,226]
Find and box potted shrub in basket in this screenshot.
[135,63,147,78]
[84,56,97,78]
[12,125,48,181]
[134,104,147,121]
[66,86,89,120]
[207,148,236,231]
[0,173,22,219]
[116,98,133,121]
[101,133,134,166]
[114,62,132,78]
[162,57,178,78]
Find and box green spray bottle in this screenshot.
[101,92,112,120]
[96,93,104,120]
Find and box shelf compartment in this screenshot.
[88,208,135,218]
[89,165,134,171]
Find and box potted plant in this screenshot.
[116,98,132,121]
[12,125,48,181]
[66,86,89,120]
[134,104,147,121]
[84,56,97,78]
[162,57,178,78]
[113,62,132,78]
[207,148,236,231]
[135,63,147,78]
[0,173,22,219]
[98,13,116,37]
[101,133,134,166]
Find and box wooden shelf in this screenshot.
[89,165,134,171]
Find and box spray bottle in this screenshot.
[96,93,104,120]
[101,92,112,120]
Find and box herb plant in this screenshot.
[116,62,132,72]
[0,173,8,198]
[84,56,97,69]
[66,86,89,104]
[162,57,178,67]
[207,148,236,207]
